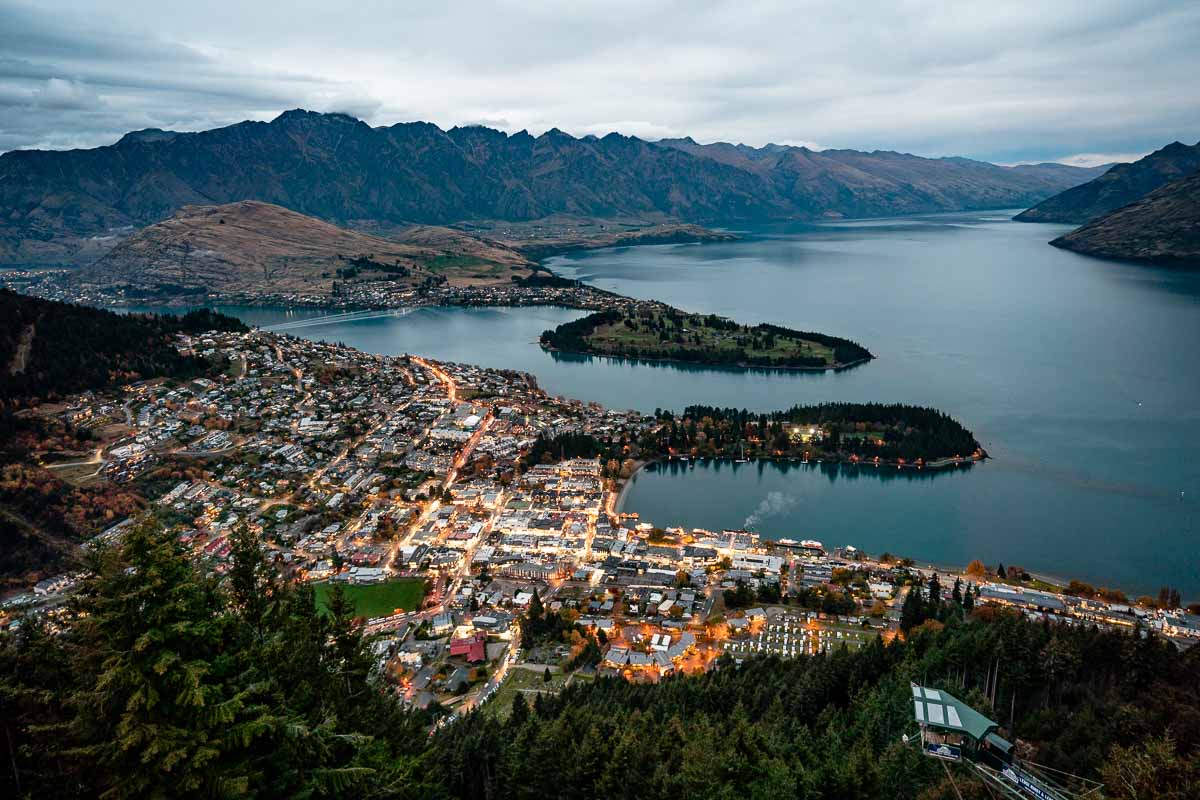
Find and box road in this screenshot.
[444,623,522,723]
[386,356,486,574]
[43,447,106,477]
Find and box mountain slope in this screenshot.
[658,138,1109,218]
[0,289,246,402]
[0,112,780,267]
[0,111,1102,266]
[1050,171,1200,265]
[78,201,534,295]
[1015,141,1200,224]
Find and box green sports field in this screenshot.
[312,579,425,618]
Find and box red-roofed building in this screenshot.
[449,631,487,663]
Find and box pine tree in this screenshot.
[67,519,268,797]
[227,521,275,636]
[900,585,925,633]
[926,573,942,618]
[509,694,530,728]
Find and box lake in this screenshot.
[160,211,1200,596]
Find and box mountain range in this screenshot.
[1011,139,1200,266]
[658,137,1105,219]
[1014,141,1200,224]
[0,110,1105,268]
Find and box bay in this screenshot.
[131,210,1200,595]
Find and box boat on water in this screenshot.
[777,538,825,555]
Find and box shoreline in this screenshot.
[541,343,873,374]
[613,452,987,516]
[611,458,1088,598]
[611,459,654,515]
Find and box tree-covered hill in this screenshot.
[654,403,982,464]
[0,290,246,403]
[2,516,1197,798]
[436,615,1199,799]
[540,307,873,370]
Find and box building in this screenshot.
[449,631,488,663]
[1162,612,1200,639]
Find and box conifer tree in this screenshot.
[67,519,271,797]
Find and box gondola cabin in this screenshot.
[911,683,1014,769]
[908,684,1104,799]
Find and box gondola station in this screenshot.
[906,684,1104,799]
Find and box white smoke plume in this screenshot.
[743,491,798,528]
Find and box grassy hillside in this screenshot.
[79,201,535,296]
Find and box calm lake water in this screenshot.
[145,211,1200,596]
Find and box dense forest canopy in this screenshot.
[0,290,247,404]
[3,517,1197,799]
[653,403,983,463]
[519,403,981,468]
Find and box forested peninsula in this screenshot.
[527,403,984,471]
[540,306,872,370]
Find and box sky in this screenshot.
[1,0,1198,165]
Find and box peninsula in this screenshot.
[650,403,986,467]
[539,305,872,370]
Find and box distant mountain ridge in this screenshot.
[1014,141,1200,224]
[1050,171,1200,266]
[0,110,1104,266]
[657,138,1108,219]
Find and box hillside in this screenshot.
[0,289,245,403]
[494,220,740,259]
[1015,141,1200,224]
[78,201,535,296]
[1050,171,1200,265]
[0,110,1101,266]
[2,518,1198,797]
[0,293,245,586]
[658,138,1109,218]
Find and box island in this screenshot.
[539,305,872,370]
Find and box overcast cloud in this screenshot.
[1,0,1197,164]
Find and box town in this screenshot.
[3,326,1197,723]
[0,264,641,315]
